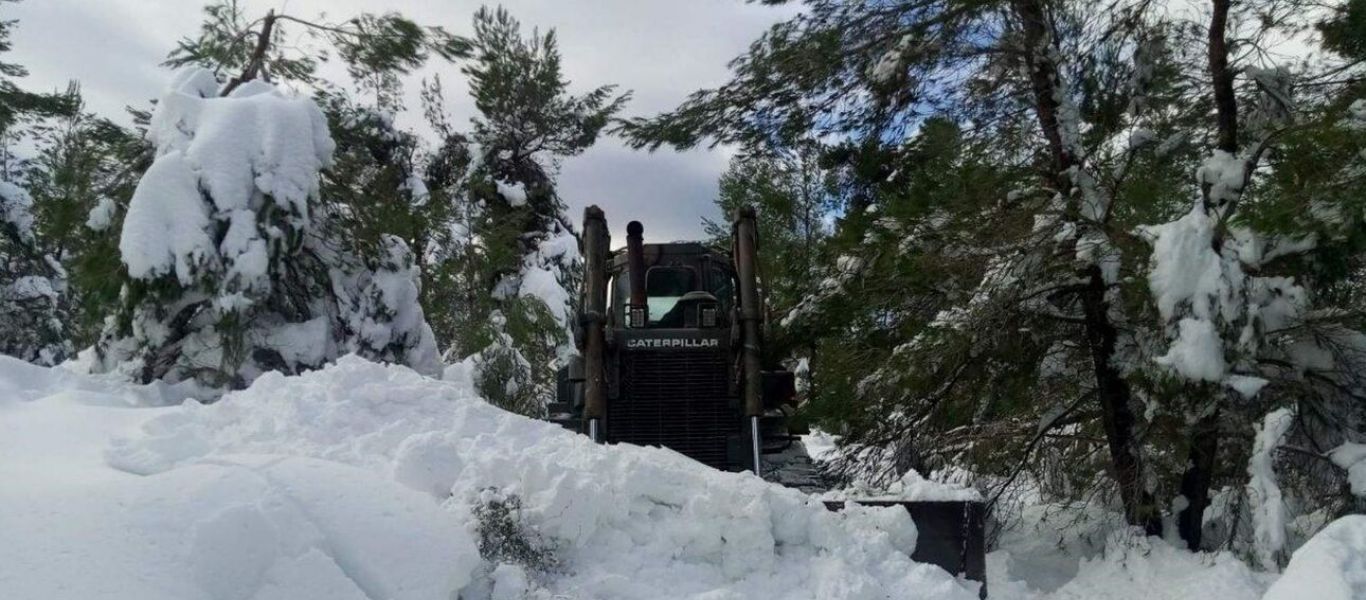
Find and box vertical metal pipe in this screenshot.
[734,207,763,418]
[750,416,763,477]
[582,206,609,439]
[626,221,647,327]
[734,206,764,475]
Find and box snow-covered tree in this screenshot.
[89,2,475,387]
[623,0,1365,555]
[95,68,438,387]
[0,5,78,365]
[624,0,1197,536]
[25,94,150,347]
[435,7,627,415]
[1140,0,1366,558]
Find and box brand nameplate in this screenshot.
[626,338,720,349]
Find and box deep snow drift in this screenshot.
[3,354,1359,600]
[0,355,976,600]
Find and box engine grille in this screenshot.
[609,348,738,469]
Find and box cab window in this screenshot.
[646,266,696,325]
[707,265,735,315]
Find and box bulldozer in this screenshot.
[550,205,988,596]
[550,205,796,475]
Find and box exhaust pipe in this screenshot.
[733,206,764,476]
[582,206,610,441]
[626,220,648,328]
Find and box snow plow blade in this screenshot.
[824,500,987,598]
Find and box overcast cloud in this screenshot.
[6,0,797,242]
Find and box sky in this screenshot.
[6,0,799,242]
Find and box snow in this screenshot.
[86,196,116,230]
[1143,207,1228,324]
[1197,150,1247,209]
[120,152,215,283]
[1263,516,1366,600]
[987,500,1273,600]
[802,429,839,463]
[494,222,581,365]
[5,274,57,301]
[825,468,982,503]
[495,180,528,207]
[0,179,36,241]
[1329,442,1366,497]
[869,34,915,84]
[1,355,981,600]
[1142,203,1306,391]
[1225,374,1269,399]
[1023,535,1268,600]
[121,67,334,287]
[1154,317,1226,382]
[1247,407,1295,570]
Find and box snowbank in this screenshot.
[1041,535,1268,600]
[987,502,1273,600]
[1263,515,1366,600]
[824,468,982,503]
[0,355,979,600]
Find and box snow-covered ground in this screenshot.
[0,355,974,600]
[0,354,1357,599]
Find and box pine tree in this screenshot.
[94,3,463,387]
[624,0,1365,555]
[702,144,835,402]
[1138,0,1366,557]
[435,7,627,415]
[25,94,150,348]
[621,0,1194,534]
[0,2,78,365]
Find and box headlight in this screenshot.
[701,306,717,328]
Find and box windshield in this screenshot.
[646,266,696,326]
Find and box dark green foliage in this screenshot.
[0,2,76,146]
[627,0,1366,551]
[165,0,470,97]
[472,489,558,575]
[0,3,80,364]
[466,6,628,165]
[616,0,998,151]
[163,1,318,87]
[427,7,626,414]
[26,99,149,346]
[318,90,443,262]
[1319,0,1366,60]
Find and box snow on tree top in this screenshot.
[121,68,335,284]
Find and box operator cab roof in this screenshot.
[608,242,731,271]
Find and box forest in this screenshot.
[1,0,1365,598]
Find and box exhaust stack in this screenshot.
[626,220,648,327]
[733,206,764,475]
[581,206,610,440]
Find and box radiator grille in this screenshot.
[609,348,738,468]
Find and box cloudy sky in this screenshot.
[6,0,799,242]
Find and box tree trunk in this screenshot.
[1177,408,1221,549]
[1081,265,1163,535]
[1012,0,1160,535]
[1176,0,1239,551]
[221,11,278,97]
[1208,0,1238,156]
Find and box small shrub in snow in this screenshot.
[472,488,559,577]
